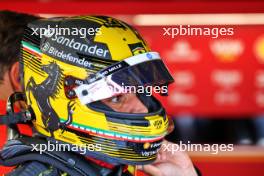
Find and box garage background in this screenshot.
[1,0,264,175]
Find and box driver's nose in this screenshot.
[124,94,148,113]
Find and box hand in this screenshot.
[138,140,198,176]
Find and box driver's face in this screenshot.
[101,93,148,113]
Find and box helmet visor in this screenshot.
[111,59,172,86]
[75,52,174,105]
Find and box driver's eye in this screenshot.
[110,95,122,103]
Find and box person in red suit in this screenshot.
[0,10,39,175]
[0,14,200,176]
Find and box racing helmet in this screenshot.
[20,16,174,165]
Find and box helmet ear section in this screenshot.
[1,92,36,140]
[24,106,36,122]
[6,92,36,122]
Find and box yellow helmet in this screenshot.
[20,16,174,165]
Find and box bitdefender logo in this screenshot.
[41,42,93,69]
